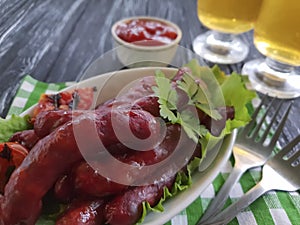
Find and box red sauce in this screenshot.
[115,19,178,46]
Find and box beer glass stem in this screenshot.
[192,30,249,64]
[265,57,294,74]
[256,57,295,87]
[213,31,234,43]
[242,57,300,99]
[205,31,235,55]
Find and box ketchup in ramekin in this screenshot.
[115,19,178,46]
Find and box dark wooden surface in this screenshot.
[0,0,299,145]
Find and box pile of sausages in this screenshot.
[0,70,234,225]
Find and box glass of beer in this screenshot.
[242,0,300,99]
[193,0,262,64]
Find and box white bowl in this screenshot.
[111,16,182,67]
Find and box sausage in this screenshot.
[0,118,84,225]
[55,199,106,225]
[104,177,175,225]
[9,129,39,150]
[72,161,128,198]
[103,123,195,225]
[34,110,86,138]
[111,76,156,104]
[0,124,81,225]
[71,124,180,199]
[54,174,74,203]
[95,77,159,120]
[34,106,161,149]
[0,108,161,225]
[122,124,181,165]
[132,95,160,117]
[96,108,161,149]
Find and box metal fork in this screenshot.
[201,134,300,225]
[198,97,293,224]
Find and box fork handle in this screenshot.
[198,165,247,223]
[201,181,267,225]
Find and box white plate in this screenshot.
[20,67,235,225]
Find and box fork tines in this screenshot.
[274,134,300,165]
[241,96,293,149]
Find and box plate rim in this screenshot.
[20,67,178,117]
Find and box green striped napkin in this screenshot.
[7,75,300,225]
[6,75,74,118]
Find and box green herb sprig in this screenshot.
[152,70,207,143]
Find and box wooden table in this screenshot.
[0,0,299,224]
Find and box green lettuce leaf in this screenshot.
[137,157,201,224]
[0,114,33,142]
[35,217,55,225]
[220,72,257,128]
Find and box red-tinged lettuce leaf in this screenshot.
[183,60,256,140]
[186,61,256,159]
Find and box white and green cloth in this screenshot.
[6,75,300,225]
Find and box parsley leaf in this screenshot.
[153,70,204,142]
[152,70,178,123]
[178,109,206,143]
[177,71,222,120]
[177,72,208,105]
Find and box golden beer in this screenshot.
[198,0,262,34]
[254,0,300,66]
